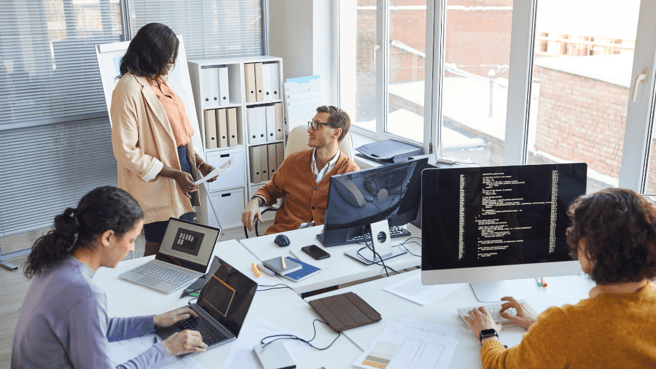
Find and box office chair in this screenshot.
[243,125,355,238]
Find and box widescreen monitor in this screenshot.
[318,157,429,261]
[421,163,587,302]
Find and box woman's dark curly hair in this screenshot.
[118,23,179,79]
[566,188,656,284]
[23,186,144,279]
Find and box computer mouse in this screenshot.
[333,178,366,208]
[274,234,291,247]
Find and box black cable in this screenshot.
[257,283,295,292]
[187,297,198,305]
[260,319,341,351]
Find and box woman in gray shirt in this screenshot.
[12,186,207,369]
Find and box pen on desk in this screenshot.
[251,263,261,278]
[289,250,300,260]
[535,277,542,287]
[281,255,287,270]
[257,263,275,276]
[541,277,548,287]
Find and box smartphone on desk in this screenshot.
[301,245,331,260]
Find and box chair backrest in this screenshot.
[284,125,355,159]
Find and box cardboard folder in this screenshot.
[254,63,264,102]
[245,63,256,103]
[249,145,261,183]
[260,144,269,180]
[204,110,217,149]
[262,63,272,102]
[218,66,230,106]
[265,105,276,142]
[216,109,228,148]
[267,144,277,180]
[274,103,284,140]
[227,108,239,147]
[276,142,284,170]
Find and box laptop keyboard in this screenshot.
[133,262,197,287]
[178,317,228,346]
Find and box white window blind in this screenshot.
[129,0,264,59]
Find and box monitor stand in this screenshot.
[469,280,527,303]
[344,219,407,265]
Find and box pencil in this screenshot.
[251,263,261,278]
[541,277,548,287]
[281,255,286,270]
[289,250,300,260]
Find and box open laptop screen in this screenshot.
[155,218,220,273]
[197,258,258,337]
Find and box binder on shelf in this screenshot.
[209,67,220,108]
[265,105,276,142]
[227,108,239,147]
[275,142,284,170]
[269,63,280,100]
[254,63,264,102]
[255,106,267,144]
[200,67,212,109]
[267,144,277,180]
[216,109,228,148]
[274,103,284,140]
[260,144,269,180]
[245,63,256,103]
[218,66,230,106]
[204,110,217,149]
[246,107,259,145]
[262,63,272,101]
[249,145,262,183]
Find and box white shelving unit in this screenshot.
[188,56,286,230]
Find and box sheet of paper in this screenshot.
[353,324,458,369]
[108,333,204,369]
[222,317,311,369]
[395,318,458,339]
[194,157,233,185]
[383,273,465,306]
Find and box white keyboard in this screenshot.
[457,300,537,326]
[133,262,197,287]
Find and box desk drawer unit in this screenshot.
[207,188,246,229]
[206,150,245,191]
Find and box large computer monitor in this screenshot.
[421,163,587,302]
[318,157,429,264]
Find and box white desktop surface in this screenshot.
[305,269,596,368]
[93,239,361,368]
[239,224,423,294]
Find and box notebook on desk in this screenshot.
[119,218,220,294]
[277,257,322,283]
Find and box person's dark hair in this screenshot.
[23,186,144,279]
[118,23,179,79]
[316,105,351,142]
[566,188,656,284]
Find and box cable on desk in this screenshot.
[257,283,295,292]
[393,237,422,257]
[260,319,341,351]
[187,297,198,305]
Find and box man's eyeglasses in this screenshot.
[308,120,335,131]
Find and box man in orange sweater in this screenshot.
[241,106,359,235]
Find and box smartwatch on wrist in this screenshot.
[479,328,499,345]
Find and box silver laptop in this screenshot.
[156,257,258,352]
[120,218,220,294]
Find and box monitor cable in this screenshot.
[257,283,295,292]
[259,319,341,350]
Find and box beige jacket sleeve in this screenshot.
[110,77,163,182]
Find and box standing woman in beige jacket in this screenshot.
[111,23,217,256]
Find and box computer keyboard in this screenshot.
[317,225,411,246]
[178,317,227,346]
[133,263,197,287]
[456,300,537,326]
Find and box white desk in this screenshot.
[94,239,362,368]
[306,269,595,368]
[239,224,423,294]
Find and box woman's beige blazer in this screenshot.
[110,73,200,224]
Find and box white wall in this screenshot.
[269,0,337,105]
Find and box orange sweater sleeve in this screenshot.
[481,307,571,369]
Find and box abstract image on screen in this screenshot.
[201,275,236,318]
[171,228,205,256]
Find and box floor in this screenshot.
[0,223,269,368]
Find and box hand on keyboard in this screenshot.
[462,306,503,342]
[161,329,207,356]
[154,306,199,328]
[499,296,538,329]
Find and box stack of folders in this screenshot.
[244,62,280,103]
[262,256,322,282]
[249,143,284,183]
[204,108,240,149]
[246,103,284,145]
[284,76,322,130]
[200,65,231,109]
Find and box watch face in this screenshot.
[481,329,497,336]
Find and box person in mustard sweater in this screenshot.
[464,187,656,368]
[241,106,359,235]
